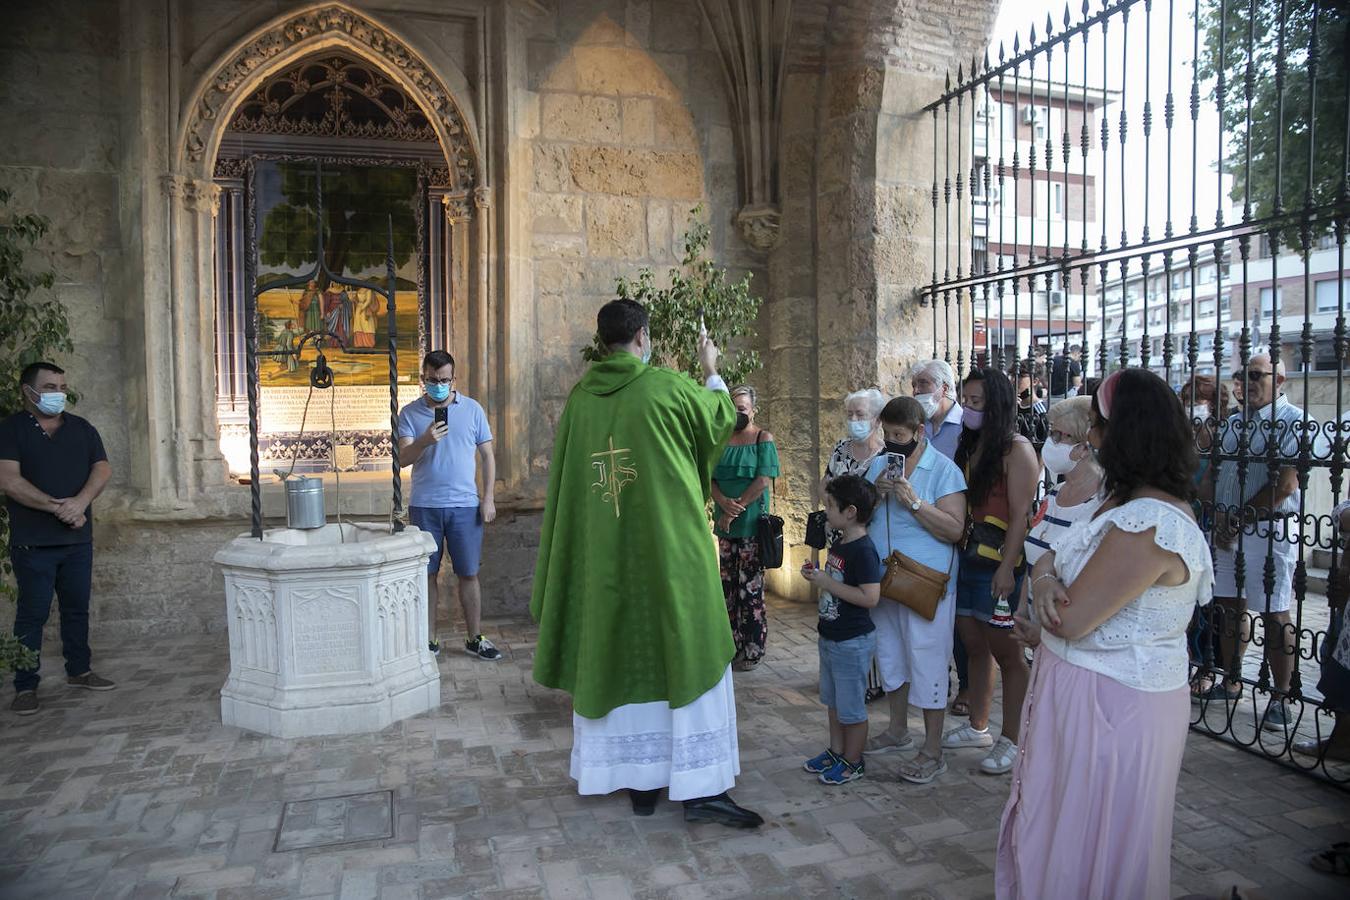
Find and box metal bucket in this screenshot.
[285,477,326,529]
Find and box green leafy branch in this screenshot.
[0,187,69,673]
[583,206,763,387]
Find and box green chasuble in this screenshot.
[531,352,737,719]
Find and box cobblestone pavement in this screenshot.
[2,597,1347,899]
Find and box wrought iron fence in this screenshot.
[920,0,1349,785]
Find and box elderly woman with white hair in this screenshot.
[823,388,886,490]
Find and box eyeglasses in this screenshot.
[1230,370,1273,384]
[423,377,454,386]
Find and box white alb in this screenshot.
[1042,497,1214,692]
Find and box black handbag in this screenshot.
[804,510,829,551]
[754,430,784,569]
[758,510,785,569]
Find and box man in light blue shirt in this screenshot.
[910,360,963,461]
[398,350,500,661]
[1209,353,1318,730]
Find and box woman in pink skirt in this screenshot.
[997,368,1214,900]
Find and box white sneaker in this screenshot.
[941,723,994,750]
[979,736,1018,774]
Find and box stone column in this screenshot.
[696,0,793,254]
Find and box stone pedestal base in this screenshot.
[214,523,440,738]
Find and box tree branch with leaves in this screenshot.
[583,206,763,386]
[0,188,70,674]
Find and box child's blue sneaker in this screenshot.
[803,749,839,774]
[818,757,864,785]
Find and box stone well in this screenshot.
[214,523,440,738]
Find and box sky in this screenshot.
[986,0,1234,258]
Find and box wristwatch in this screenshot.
[909,499,921,512]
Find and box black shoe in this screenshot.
[67,672,116,691]
[10,691,38,716]
[628,788,660,816]
[465,635,502,661]
[682,793,763,829]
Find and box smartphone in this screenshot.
[434,406,448,427]
[886,452,905,477]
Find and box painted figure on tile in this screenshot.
[351,288,380,348]
[299,279,323,335]
[322,284,352,346]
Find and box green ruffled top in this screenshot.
[713,438,781,539]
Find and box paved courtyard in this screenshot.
[1,596,1348,900]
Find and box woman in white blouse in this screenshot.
[996,369,1213,900]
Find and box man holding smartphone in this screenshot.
[397,350,501,661]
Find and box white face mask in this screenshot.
[847,419,873,441]
[913,392,940,419]
[1190,403,1210,423]
[1041,437,1079,476]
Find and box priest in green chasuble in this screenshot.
[531,298,764,828]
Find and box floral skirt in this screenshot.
[719,536,767,664]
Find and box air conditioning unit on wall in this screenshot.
[1022,105,1037,125]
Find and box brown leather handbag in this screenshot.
[879,497,955,621]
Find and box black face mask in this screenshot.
[734,412,750,432]
[884,437,919,456]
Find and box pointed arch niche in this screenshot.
[165,3,492,496]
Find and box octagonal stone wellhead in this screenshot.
[214,523,440,738]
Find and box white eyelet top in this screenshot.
[1041,497,1214,692]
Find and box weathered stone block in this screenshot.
[532,232,587,258]
[621,97,655,146]
[651,98,696,148]
[649,2,704,53]
[540,94,621,144]
[567,147,703,199]
[645,201,672,261]
[530,192,585,234]
[585,195,646,258]
[533,144,574,192]
[571,46,681,99]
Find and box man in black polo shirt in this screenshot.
[0,362,115,715]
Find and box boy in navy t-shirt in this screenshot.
[800,474,883,784]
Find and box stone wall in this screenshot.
[1,0,1003,633]
[519,0,762,487]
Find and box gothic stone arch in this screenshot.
[148,2,494,511]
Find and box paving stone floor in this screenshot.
[1,597,1348,899]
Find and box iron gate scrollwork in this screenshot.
[920,0,1349,785]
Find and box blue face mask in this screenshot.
[426,382,451,403]
[28,387,66,417]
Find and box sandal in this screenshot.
[1310,842,1350,876]
[1194,682,1242,703]
[733,659,759,672]
[950,697,971,717]
[898,751,947,785]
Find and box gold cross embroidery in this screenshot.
[591,436,638,518]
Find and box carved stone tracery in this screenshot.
[183,3,477,188]
[227,53,437,143]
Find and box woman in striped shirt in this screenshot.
[1015,397,1105,648]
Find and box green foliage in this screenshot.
[1197,0,1348,252]
[582,206,763,386]
[258,164,419,282]
[0,188,67,674]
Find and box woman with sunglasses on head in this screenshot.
[996,368,1214,900]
